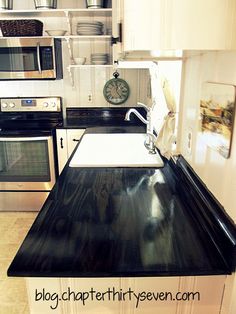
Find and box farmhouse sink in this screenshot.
[69,133,164,168]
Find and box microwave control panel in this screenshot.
[0,97,61,112]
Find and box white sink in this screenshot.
[69,133,164,168]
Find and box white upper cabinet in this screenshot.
[122,0,236,51]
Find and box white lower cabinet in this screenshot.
[26,275,226,314]
[56,129,85,174]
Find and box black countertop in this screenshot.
[61,107,148,129]
[7,126,236,278]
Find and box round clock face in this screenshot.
[103,78,130,105]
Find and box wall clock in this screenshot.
[103,71,130,105]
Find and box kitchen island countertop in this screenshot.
[7,127,235,278]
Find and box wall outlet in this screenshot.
[88,94,93,102]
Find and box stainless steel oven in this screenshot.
[0,38,63,80]
[0,97,62,211]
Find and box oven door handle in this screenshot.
[0,136,51,142]
[37,42,42,74]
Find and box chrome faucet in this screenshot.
[125,102,156,154]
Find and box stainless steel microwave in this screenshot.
[0,38,63,80]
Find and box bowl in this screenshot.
[74,57,86,65]
[45,30,67,36]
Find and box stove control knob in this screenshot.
[2,103,8,108]
[9,102,15,108]
[51,102,57,108]
[43,102,49,108]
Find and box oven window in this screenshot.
[0,46,53,72]
[0,140,50,182]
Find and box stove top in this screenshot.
[0,97,63,132]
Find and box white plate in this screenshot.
[91,61,108,65]
[77,25,102,28]
[91,58,109,61]
[92,56,108,59]
[91,57,109,59]
[77,27,103,31]
[77,21,103,26]
[77,31,103,35]
[91,55,109,58]
[91,53,109,55]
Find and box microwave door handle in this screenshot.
[37,42,42,74]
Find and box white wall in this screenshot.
[179,51,236,223]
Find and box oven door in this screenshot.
[0,135,56,191]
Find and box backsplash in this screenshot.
[179,50,236,223]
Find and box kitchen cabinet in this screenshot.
[0,0,119,86]
[56,129,68,174]
[26,275,226,313]
[121,0,236,51]
[56,129,85,174]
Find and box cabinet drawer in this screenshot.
[67,129,85,157]
[56,129,68,174]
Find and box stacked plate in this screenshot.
[77,21,104,36]
[91,53,109,65]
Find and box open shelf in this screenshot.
[0,35,111,40]
[69,64,113,68]
[63,35,111,39]
[0,8,112,18]
[0,2,115,88]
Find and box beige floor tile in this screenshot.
[0,216,16,231]
[14,217,36,228]
[0,259,12,280]
[14,212,38,219]
[22,303,30,314]
[0,278,28,304]
[0,243,20,259]
[0,212,36,313]
[0,303,27,314]
[2,227,31,245]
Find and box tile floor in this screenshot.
[0,212,37,314]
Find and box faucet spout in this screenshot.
[125,108,148,125]
[125,104,157,154]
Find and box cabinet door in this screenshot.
[121,277,179,314]
[112,0,124,62]
[121,276,226,314]
[56,129,68,174]
[168,0,236,50]
[66,129,85,157]
[123,0,236,51]
[123,0,163,51]
[27,277,122,314]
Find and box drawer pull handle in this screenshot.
[73,139,80,142]
[60,137,64,149]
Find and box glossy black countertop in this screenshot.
[8,127,236,277]
[61,107,147,129]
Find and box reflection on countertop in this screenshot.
[7,146,235,277]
